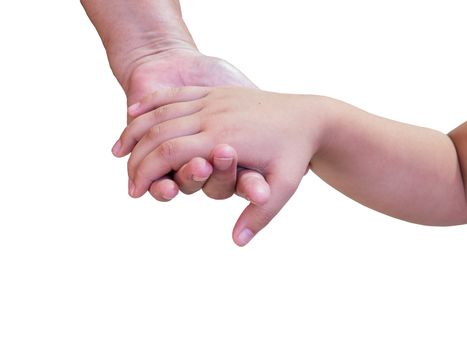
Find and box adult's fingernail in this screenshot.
[112,139,122,156]
[192,175,210,182]
[237,228,255,247]
[213,157,233,171]
[128,102,141,116]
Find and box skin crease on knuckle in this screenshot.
[120,128,135,152]
[252,205,276,231]
[167,87,182,100]
[147,124,162,141]
[153,105,169,121]
[142,90,158,105]
[121,117,151,152]
[158,140,177,164]
[134,166,150,190]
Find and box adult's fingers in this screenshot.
[201,144,238,200]
[147,176,180,202]
[232,164,303,247]
[127,86,211,118]
[173,158,213,195]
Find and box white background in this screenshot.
[0,1,466,349]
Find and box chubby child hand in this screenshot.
[114,87,326,246]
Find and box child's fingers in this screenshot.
[148,176,180,202]
[127,86,211,118]
[236,170,271,205]
[127,115,202,181]
[232,163,304,247]
[129,134,213,198]
[114,101,204,157]
[201,144,238,200]
[173,158,214,195]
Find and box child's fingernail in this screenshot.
[213,157,233,171]
[128,102,141,115]
[237,228,254,246]
[162,192,175,201]
[112,139,122,156]
[128,179,136,197]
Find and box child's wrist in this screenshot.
[300,95,341,165]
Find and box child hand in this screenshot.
[115,87,326,245]
[143,143,270,205]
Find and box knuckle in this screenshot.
[254,206,276,228]
[158,140,177,163]
[147,124,162,140]
[148,90,159,101]
[120,127,137,147]
[134,165,148,182]
[167,87,181,99]
[153,105,169,120]
[127,158,137,178]
[120,128,129,145]
[277,175,299,195]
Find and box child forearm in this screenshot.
[115,86,466,241]
[310,98,467,225]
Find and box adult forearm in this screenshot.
[81,0,196,87]
[311,99,467,225]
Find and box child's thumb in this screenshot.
[232,168,301,247]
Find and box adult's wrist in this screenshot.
[109,34,197,91]
[81,0,197,89]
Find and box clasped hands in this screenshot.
[113,49,317,246]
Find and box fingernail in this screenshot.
[128,179,136,197]
[128,102,141,115]
[192,175,210,182]
[112,139,122,156]
[162,193,175,201]
[237,228,254,246]
[162,183,178,201]
[213,157,233,171]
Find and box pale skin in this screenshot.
[81,0,270,203]
[112,86,467,246]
